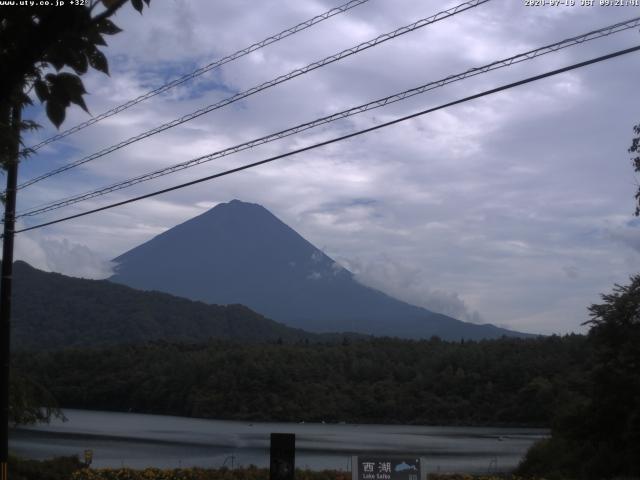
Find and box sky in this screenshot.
[8,0,640,335]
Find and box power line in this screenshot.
[25,0,371,153]
[16,0,490,191]
[13,44,640,235]
[15,15,640,219]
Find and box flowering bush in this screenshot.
[71,467,352,480]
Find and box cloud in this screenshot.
[562,265,580,279]
[607,219,640,254]
[337,254,485,324]
[10,0,640,335]
[13,231,113,279]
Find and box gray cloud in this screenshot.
[337,254,485,325]
[607,219,640,253]
[562,265,580,279]
[14,231,113,279]
[11,0,640,334]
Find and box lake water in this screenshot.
[10,409,547,474]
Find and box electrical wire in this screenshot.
[16,0,490,191]
[15,15,640,219]
[25,0,371,153]
[13,44,640,235]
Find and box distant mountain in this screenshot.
[10,261,328,350]
[111,200,531,340]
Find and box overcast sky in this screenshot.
[9,0,640,335]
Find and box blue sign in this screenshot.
[354,456,421,480]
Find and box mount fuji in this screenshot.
[110,200,530,340]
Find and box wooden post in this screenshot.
[270,433,295,480]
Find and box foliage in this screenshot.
[1,0,151,427]
[0,0,151,133]
[16,335,589,427]
[515,438,582,480]
[518,276,640,479]
[8,454,84,480]
[7,458,552,480]
[8,367,64,425]
[69,468,542,480]
[71,467,350,480]
[10,261,335,349]
[630,123,640,216]
[579,277,640,478]
[6,457,559,480]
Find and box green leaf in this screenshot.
[50,73,89,113]
[143,0,150,5]
[96,19,123,35]
[43,43,67,71]
[20,120,41,133]
[56,72,87,95]
[46,100,66,129]
[88,48,109,75]
[86,28,107,47]
[66,50,88,75]
[48,76,73,108]
[69,94,89,114]
[17,91,32,107]
[48,55,65,72]
[33,80,49,103]
[131,0,143,13]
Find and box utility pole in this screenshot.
[0,101,21,480]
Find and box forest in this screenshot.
[11,275,640,479]
[10,261,332,350]
[15,335,587,427]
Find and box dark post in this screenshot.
[270,433,295,480]
[0,103,21,480]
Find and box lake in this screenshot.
[10,409,547,474]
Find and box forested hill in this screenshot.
[17,335,589,427]
[9,261,331,350]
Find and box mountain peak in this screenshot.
[111,200,531,340]
[228,198,255,206]
[188,199,267,222]
[189,199,281,228]
[219,199,262,210]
